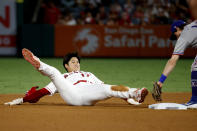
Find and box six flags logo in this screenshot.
[74,28,100,55]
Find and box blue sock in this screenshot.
[190,71,197,102]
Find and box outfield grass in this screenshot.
[0,57,193,94]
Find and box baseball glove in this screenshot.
[152,82,162,102]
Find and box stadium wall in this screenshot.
[20,24,196,57]
[1,0,196,58]
[55,25,196,57]
[20,24,54,57]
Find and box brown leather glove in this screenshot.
[152,82,162,102]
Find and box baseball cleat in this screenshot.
[135,88,148,103]
[4,98,23,106]
[183,99,197,106]
[22,48,40,69]
[187,104,197,109]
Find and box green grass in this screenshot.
[0,57,193,94]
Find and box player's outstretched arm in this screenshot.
[4,85,51,106]
[161,55,180,78]
[152,55,180,102]
[157,55,180,87]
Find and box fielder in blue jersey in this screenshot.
[156,19,197,109]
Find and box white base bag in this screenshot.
[148,103,187,110]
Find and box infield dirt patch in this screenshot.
[0,93,197,131]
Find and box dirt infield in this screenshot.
[0,93,197,131]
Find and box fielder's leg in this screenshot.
[185,56,197,108]
[22,48,82,105]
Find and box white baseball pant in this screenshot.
[38,62,138,106]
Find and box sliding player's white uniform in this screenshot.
[45,71,104,95]
[38,53,148,106]
[42,67,140,105]
[4,49,148,106]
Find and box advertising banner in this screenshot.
[55,25,196,57]
[0,0,17,55]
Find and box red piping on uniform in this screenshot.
[74,80,87,85]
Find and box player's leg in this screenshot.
[22,48,82,105]
[77,84,148,105]
[186,56,197,108]
[108,85,148,103]
[75,84,111,105]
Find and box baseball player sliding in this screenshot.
[5,49,148,106]
[152,19,197,109]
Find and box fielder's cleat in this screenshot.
[183,100,197,106]
[4,98,23,106]
[22,48,40,69]
[25,86,39,97]
[187,104,197,109]
[135,88,148,103]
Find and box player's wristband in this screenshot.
[159,74,167,83]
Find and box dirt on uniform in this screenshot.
[0,93,197,131]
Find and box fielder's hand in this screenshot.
[152,82,162,102]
